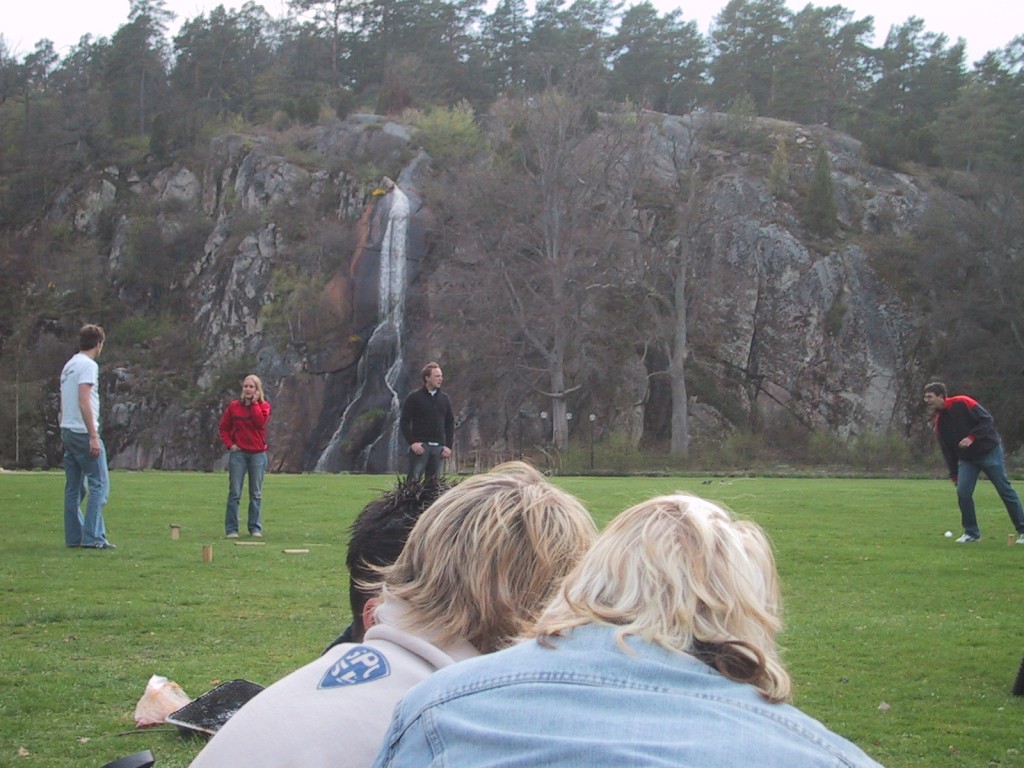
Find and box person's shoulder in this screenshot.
[238,642,396,703]
[946,395,978,409]
[66,353,98,378]
[398,640,533,704]
[317,636,450,691]
[409,388,434,404]
[383,647,532,735]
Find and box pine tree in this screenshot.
[768,139,790,198]
[803,144,837,236]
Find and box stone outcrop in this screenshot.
[38,111,946,471]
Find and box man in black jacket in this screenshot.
[924,381,1024,544]
[400,362,454,481]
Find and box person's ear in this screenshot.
[362,596,381,631]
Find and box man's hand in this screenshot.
[89,435,101,457]
[229,444,240,452]
[411,442,425,455]
[441,446,452,459]
[959,436,974,449]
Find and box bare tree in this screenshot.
[620,114,707,458]
[435,86,642,452]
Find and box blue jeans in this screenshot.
[957,444,1024,538]
[226,450,267,534]
[406,444,444,482]
[62,428,109,547]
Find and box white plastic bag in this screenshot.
[134,674,191,727]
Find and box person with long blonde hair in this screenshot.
[373,493,884,768]
[189,461,596,768]
[218,374,271,538]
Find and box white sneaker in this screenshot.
[226,532,239,539]
[954,533,980,543]
[1016,533,1024,545]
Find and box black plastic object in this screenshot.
[101,750,155,768]
[1013,657,1024,696]
[165,679,264,736]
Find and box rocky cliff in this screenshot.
[680,115,917,439]
[17,110,963,471]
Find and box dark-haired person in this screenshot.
[324,476,454,651]
[923,381,1024,544]
[219,374,271,538]
[373,494,883,768]
[399,363,454,481]
[60,324,115,549]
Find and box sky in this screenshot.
[2,0,1021,66]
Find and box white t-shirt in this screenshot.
[60,352,99,433]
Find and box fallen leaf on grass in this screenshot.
[18,747,30,756]
[877,701,891,711]
[78,738,91,744]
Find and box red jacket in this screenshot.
[932,395,1001,479]
[219,399,271,452]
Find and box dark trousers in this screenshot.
[407,444,444,481]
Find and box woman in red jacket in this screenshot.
[219,374,271,538]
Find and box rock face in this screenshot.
[686,160,913,438]
[42,111,937,472]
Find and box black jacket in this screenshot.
[400,387,454,448]
[933,395,1002,479]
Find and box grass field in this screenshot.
[2,470,1024,767]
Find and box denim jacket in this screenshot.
[373,624,884,768]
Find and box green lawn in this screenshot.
[2,471,1023,767]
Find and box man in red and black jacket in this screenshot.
[924,381,1024,544]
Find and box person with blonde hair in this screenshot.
[188,461,596,768]
[373,493,884,768]
[218,374,271,538]
[399,362,454,481]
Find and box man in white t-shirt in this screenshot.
[59,323,114,549]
